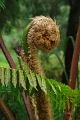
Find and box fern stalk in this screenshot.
[0,34,33,120]
[0,98,15,120]
[69,24,80,89]
[0,34,16,68]
[64,24,80,120]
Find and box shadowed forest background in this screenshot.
[0,0,80,120]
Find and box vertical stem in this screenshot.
[64,24,80,120]
[0,34,16,68]
[68,24,80,88]
[0,98,15,120]
[0,34,33,120]
[22,92,33,120]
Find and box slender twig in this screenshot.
[68,24,80,89]
[64,24,80,120]
[0,34,16,68]
[0,98,15,120]
[22,92,33,120]
[0,34,33,120]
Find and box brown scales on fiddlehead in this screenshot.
[21,16,60,120]
[30,16,59,52]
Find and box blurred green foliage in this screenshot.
[1,1,79,120]
[0,0,5,9]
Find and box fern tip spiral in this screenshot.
[28,15,60,52]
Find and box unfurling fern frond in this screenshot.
[0,66,80,111]
[21,16,60,120]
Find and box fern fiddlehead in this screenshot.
[21,16,60,120]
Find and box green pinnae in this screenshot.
[22,22,32,56]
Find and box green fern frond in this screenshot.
[0,66,5,86]
[19,70,26,90]
[12,69,17,88]
[40,75,47,93]
[22,22,32,56]
[27,71,37,90]
[35,74,47,93]
[0,66,80,111]
[4,67,10,87]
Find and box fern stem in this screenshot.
[0,98,15,120]
[22,92,33,120]
[0,34,16,68]
[36,90,53,120]
[68,24,80,89]
[64,24,80,120]
[0,34,33,120]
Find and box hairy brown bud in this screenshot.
[28,16,60,52]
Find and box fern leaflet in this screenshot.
[0,66,80,111]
